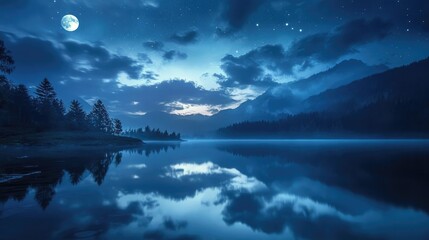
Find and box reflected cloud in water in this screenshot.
[165,162,266,192]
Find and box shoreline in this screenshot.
[0,131,143,147]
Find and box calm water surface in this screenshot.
[1,140,429,240]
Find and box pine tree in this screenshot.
[113,118,123,135]
[35,78,56,104]
[34,78,63,130]
[88,100,113,133]
[0,39,14,117]
[53,99,66,126]
[35,78,64,130]
[137,127,143,134]
[0,40,14,75]
[66,100,87,130]
[8,84,33,127]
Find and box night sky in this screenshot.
[1,0,428,116]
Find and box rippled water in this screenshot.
[1,140,429,240]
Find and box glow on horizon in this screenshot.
[167,101,227,116]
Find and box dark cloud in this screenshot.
[143,40,189,62]
[163,50,187,61]
[143,40,165,51]
[141,71,158,81]
[216,0,265,37]
[170,30,199,45]
[217,56,276,89]
[216,44,287,88]
[287,18,393,63]
[1,32,144,88]
[0,32,66,78]
[247,44,291,73]
[0,31,143,109]
[63,40,143,79]
[137,53,153,64]
[163,217,187,231]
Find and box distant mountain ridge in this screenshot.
[288,59,388,97]
[302,57,429,113]
[231,59,388,117]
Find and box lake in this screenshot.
[1,140,429,240]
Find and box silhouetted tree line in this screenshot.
[0,39,122,135]
[124,126,181,141]
[218,97,429,138]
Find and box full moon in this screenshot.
[61,14,79,32]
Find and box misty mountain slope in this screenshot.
[302,57,429,113]
[223,59,388,117]
[288,59,388,97]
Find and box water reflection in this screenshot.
[0,143,180,210]
[217,141,429,214]
[0,140,428,240]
